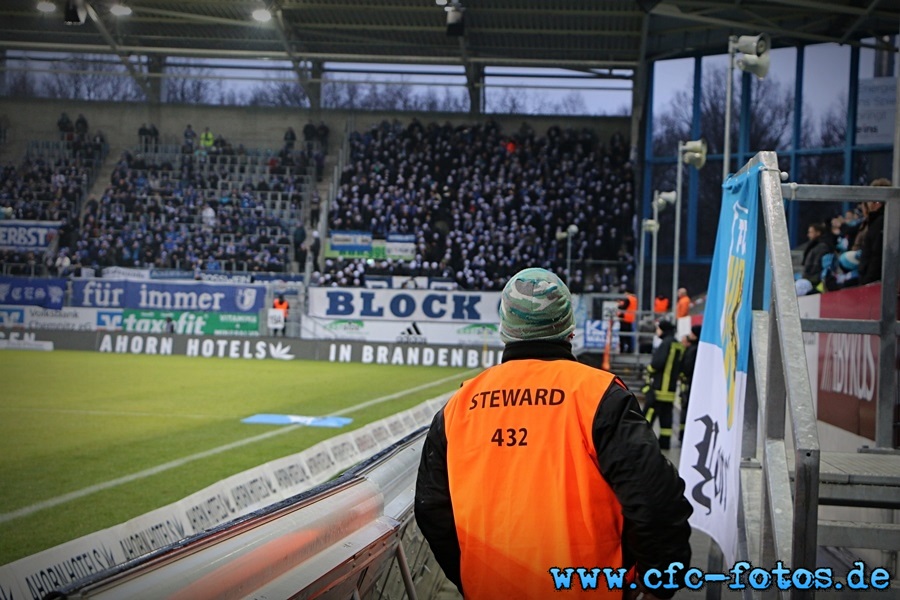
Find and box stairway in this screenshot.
[748,311,900,585]
[86,144,122,202]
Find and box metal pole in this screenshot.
[723,40,736,183]
[396,543,419,600]
[638,221,647,315]
[566,234,573,284]
[673,144,684,322]
[650,192,659,313]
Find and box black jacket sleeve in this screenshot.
[648,338,670,372]
[859,211,884,285]
[593,382,693,598]
[414,409,463,593]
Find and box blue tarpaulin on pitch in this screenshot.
[241,414,353,428]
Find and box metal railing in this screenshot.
[742,151,900,599]
[47,428,446,600]
[780,181,900,448]
[742,152,822,599]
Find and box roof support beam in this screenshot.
[84,2,151,99]
[1,40,636,69]
[458,37,483,115]
[839,0,884,44]
[651,3,883,47]
[130,7,262,29]
[274,8,318,110]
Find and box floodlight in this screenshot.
[681,138,707,169]
[36,1,56,13]
[733,33,770,57]
[446,6,464,36]
[252,7,272,22]
[656,191,676,209]
[737,52,770,79]
[109,2,132,16]
[724,32,772,181]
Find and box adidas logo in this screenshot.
[397,322,427,344]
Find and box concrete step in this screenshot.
[788,451,900,510]
[818,520,900,551]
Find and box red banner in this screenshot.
[816,283,895,440]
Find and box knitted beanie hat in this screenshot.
[499,268,575,343]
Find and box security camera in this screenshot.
[733,33,770,57]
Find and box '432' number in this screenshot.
[491,428,528,447]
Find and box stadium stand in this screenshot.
[322,119,636,291]
[0,125,105,276]
[73,135,315,274]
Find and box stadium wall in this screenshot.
[0,328,505,368]
[0,96,630,158]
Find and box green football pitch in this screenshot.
[0,349,472,566]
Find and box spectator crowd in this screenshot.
[794,177,888,296]
[322,119,636,291]
[9,113,884,300]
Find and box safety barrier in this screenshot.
[45,429,449,600]
[738,151,900,599]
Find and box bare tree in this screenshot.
[553,91,589,115]
[40,54,144,101]
[5,70,39,98]
[164,65,215,105]
[653,66,798,158]
[245,80,310,107]
[321,79,467,112]
[489,88,528,114]
[321,79,362,109]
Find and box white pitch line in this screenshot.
[0,369,475,525]
[2,408,219,420]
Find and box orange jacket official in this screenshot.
[619,293,637,325]
[273,297,289,318]
[415,341,693,600]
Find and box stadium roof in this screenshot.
[2,0,899,73]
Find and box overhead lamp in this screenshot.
[446,6,464,36]
[737,52,770,79]
[36,1,56,13]
[252,7,272,22]
[733,33,769,57]
[670,138,707,321]
[64,0,86,25]
[435,0,448,5]
[681,138,707,169]
[642,190,676,321]
[109,2,132,16]
[655,191,676,210]
[724,32,772,180]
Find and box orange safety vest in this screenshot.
[654,296,670,314]
[273,298,289,317]
[443,360,624,599]
[620,294,637,324]
[676,295,690,319]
